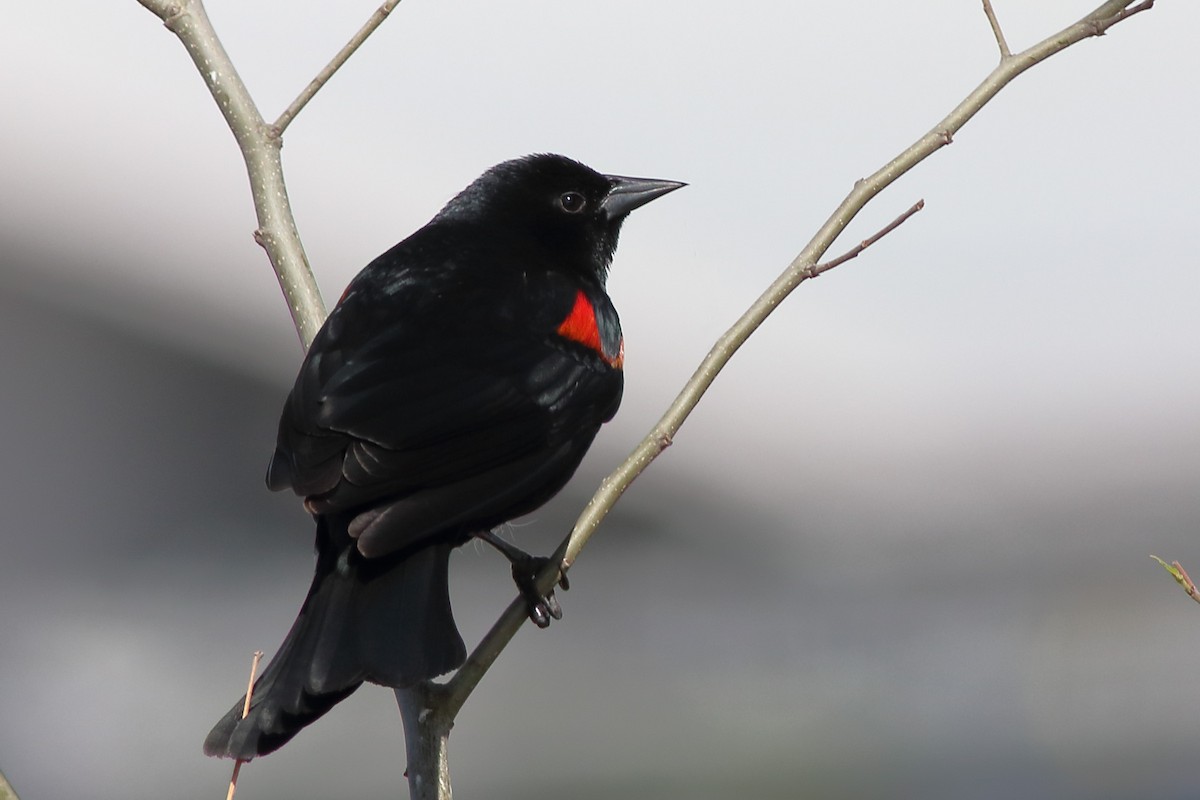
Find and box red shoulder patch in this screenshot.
[557,290,623,368]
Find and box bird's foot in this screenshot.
[510,554,570,628]
[474,529,569,627]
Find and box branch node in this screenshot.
[811,199,925,276]
[272,0,404,135]
[162,4,186,30]
[253,228,267,248]
[1090,0,1155,37]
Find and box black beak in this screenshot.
[600,174,686,219]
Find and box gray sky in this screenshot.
[2,2,1199,798]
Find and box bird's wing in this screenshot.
[268,269,622,556]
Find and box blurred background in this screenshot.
[2,1,1199,798]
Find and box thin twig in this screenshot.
[982,0,1012,58]
[1150,556,1200,606]
[272,0,404,136]
[807,199,925,277]
[438,0,1154,720]
[225,650,263,800]
[138,0,407,343]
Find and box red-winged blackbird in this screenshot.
[203,154,683,760]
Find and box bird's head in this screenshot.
[436,153,684,282]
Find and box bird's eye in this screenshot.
[558,191,587,214]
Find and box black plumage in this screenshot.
[204,154,683,760]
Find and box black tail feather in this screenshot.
[203,518,466,760]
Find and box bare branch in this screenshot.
[272,0,405,136]
[395,684,453,800]
[981,0,1012,58]
[138,0,409,341]
[137,0,327,345]
[438,0,1154,720]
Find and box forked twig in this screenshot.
[272,0,404,136]
[136,0,406,346]
[806,199,925,277]
[1091,0,1155,34]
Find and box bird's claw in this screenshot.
[511,556,569,628]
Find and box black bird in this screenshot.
[204,154,683,760]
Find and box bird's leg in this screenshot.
[474,530,570,628]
